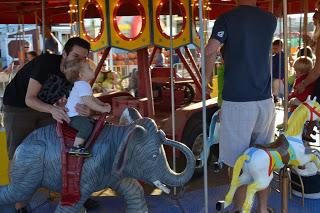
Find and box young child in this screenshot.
[64,59,111,157]
[288,56,315,113]
[289,56,317,142]
[272,39,285,103]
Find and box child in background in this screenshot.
[288,56,317,142]
[272,39,285,103]
[64,59,111,157]
[288,57,315,113]
[217,45,225,107]
[210,45,225,106]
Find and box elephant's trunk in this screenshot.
[161,138,196,187]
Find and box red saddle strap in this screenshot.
[303,102,320,121]
[56,112,108,206]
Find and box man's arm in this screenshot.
[296,36,320,93]
[25,78,70,123]
[205,39,221,92]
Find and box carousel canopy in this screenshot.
[0,0,70,24]
[0,0,318,24]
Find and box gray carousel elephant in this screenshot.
[0,110,196,213]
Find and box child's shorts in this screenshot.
[69,116,94,140]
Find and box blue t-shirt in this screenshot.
[210,5,277,102]
[272,52,285,79]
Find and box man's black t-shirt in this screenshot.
[3,53,72,107]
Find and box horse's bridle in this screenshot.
[302,102,320,121]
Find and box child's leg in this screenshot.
[69,116,94,146]
[69,116,94,157]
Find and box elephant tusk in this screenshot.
[153,180,170,194]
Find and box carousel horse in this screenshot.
[198,109,220,168]
[217,96,320,213]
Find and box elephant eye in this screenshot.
[152,153,158,159]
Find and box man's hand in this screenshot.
[50,105,70,123]
[75,103,92,116]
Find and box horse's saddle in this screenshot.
[254,134,290,165]
[56,113,107,206]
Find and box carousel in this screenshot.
[1,0,320,213]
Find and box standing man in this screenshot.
[3,37,97,212]
[44,25,59,54]
[205,1,276,213]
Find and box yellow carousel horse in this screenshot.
[218,96,320,213]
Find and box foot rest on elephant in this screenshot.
[56,113,108,206]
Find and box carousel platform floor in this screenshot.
[1,184,319,213]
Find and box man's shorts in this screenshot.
[218,98,275,167]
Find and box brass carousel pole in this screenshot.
[34,11,41,55]
[198,0,209,212]
[280,0,289,212]
[168,0,177,195]
[41,0,46,53]
[303,0,309,56]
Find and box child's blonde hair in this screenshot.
[293,56,313,75]
[63,58,90,83]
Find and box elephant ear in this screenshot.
[112,125,146,177]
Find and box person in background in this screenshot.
[172,52,180,65]
[126,68,139,97]
[288,57,317,142]
[44,25,59,54]
[272,39,285,103]
[296,9,320,96]
[64,59,111,157]
[295,8,320,145]
[287,47,314,94]
[205,0,276,212]
[1,62,15,74]
[216,45,225,107]
[26,51,38,62]
[289,57,315,111]
[302,9,320,51]
[155,48,165,67]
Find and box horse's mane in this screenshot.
[285,104,309,136]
